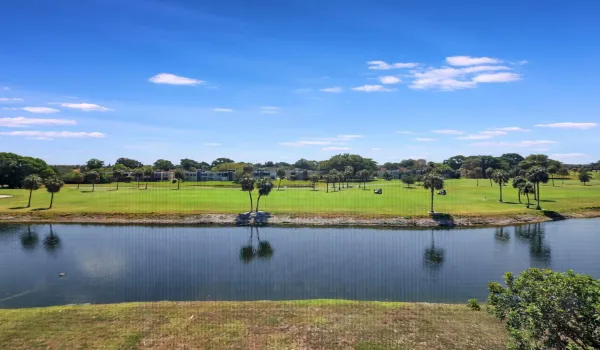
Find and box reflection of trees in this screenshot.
[20,225,39,250]
[423,230,445,271]
[43,224,61,253]
[239,226,274,263]
[495,227,510,243]
[514,223,551,262]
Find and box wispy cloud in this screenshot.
[431,129,464,135]
[0,97,23,103]
[415,137,436,142]
[0,117,76,127]
[204,143,221,147]
[322,146,351,151]
[472,72,521,83]
[260,106,280,114]
[59,103,113,112]
[456,134,492,140]
[352,85,392,92]
[535,122,598,130]
[492,127,530,132]
[2,87,9,91]
[148,73,203,86]
[367,61,418,70]
[396,130,416,135]
[446,56,502,66]
[470,140,556,148]
[479,130,507,136]
[319,87,343,93]
[212,108,233,112]
[379,76,401,84]
[0,131,105,138]
[22,107,60,114]
[337,134,363,140]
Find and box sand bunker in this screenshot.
[0,195,13,199]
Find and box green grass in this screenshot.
[1,177,599,218]
[0,300,508,349]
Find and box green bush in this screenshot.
[487,268,600,350]
[466,299,480,311]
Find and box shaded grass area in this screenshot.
[1,178,599,218]
[0,300,507,349]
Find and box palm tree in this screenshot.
[520,182,536,209]
[174,169,185,190]
[255,178,273,212]
[44,176,64,209]
[512,176,526,204]
[73,171,84,189]
[22,174,42,208]
[324,174,330,193]
[547,164,558,187]
[142,166,154,190]
[473,167,482,187]
[557,168,570,185]
[240,175,255,212]
[85,171,100,192]
[357,170,370,189]
[491,170,510,202]
[309,174,319,191]
[276,169,285,190]
[133,168,143,188]
[344,166,354,188]
[526,167,549,210]
[112,164,126,190]
[485,167,494,186]
[423,172,444,214]
[329,169,341,191]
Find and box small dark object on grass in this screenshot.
[58,272,66,277]
[373,189,382,194]
[437,189,447,195]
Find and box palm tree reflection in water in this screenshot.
[514,223,551,263]
[239,226,274,263]
[423,230,445,272]
[20,225,39,250]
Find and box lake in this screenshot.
[1,219,599,308]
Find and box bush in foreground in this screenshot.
[487,268,600,350]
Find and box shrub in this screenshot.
[487,268,600,350]
[467,299,481,311]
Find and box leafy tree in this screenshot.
[402,175,415,188]
[276,169,285,190]
[492,170,510,202]
[520,182,536,208]
[499,153,524,169]
[357,169,370,189]
[443,155,466,171]
[520,154,549,170]
[133,168,144,188]
[44,176,64,209]
[180,158,201,171]
[487,268,600,350]
[211,158,234,168]
[153,159,174,171]
[526,167,550,210]
[485,167,494,186]
[557,167,570,185]
[382,171,391,180]
[174,169,185,190]
[255,178,274,212]
[86,158,104,170]
[0,152,53,188]
[115,157,143,169]
[73,171,84,189]
[142,166,154,190]
[309,173,319,191]
[240,175,255,212]
[293,158,318,170]
[318,154,377,173]
[579,171,592,185]
[112,164,127,190]
[85,171,100,192]
[22,174,42,208]
[547,160,563,187]
[512,176,526,204]
[423,172,444,213]
[344,166,354,188]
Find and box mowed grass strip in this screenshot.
[1,178,599,217]
[0,300,508,350]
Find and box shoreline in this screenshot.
[1,209,599,227]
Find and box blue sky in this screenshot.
[1,0,599,165]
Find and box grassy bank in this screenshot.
[0,300,507,349]
[1,178,599,220]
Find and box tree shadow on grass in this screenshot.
[80,190,95,193]
[502,201,521,205]
[431,213,456,227]
[542,210,566,221]
[540,199,556,203]
[9,206,29,210]
[31,208,49,211]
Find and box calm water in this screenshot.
[1,219,599,308]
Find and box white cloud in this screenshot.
[431,129,464,135]
[280,140,332,147]
[212,108,233,112]
[337,134,363,139]
[379,76,401,84]
[479,130,507,136]
[535,122,598,130]
[470,140,556,148]
[550,153,586,160]
[60,103,113,112]
[0,117,76,127]
[2,87,9,91]
[28,137,53,141]
[446,56,502,66]
[518,60,528,65]
[472,72,521,83]
[460,65,511,74]
[367,61,418,70]
[322,147,352,151]
[0,131,105,138]
[260,106,280,114]
[352,84,392,92]
[396,130,416,135]
[456,134,493,140]
[492,127,530,132]
[0,97,23,103]
[371,148,381,151]
[415,137,436,142]
[148,73,203,86]
[204,143,221,147]
[319,87,343,93]
[22,107,60,114]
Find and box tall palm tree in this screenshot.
[423,172,444,214]
[255,178,273,212]
[473,167,482,187]
[512,176,526,204]
[44,176,64,209]
[492,170,510,202]
[344,166,354,188]
[174,169,185,190]
[357,170,370,189]
[520,182,536,209]
[324,174,330,193]
[112,164,127,190]
[526,167,550,210]
[240,175,256,213]
[133,168,143,189]
[329,169,341,191]
[276,169,285,190]
[73,171,84,189]
[485,167,494,186]
[85,171,100,192]
[22,174,42,208]
[142,166,154,190]
[309,174,319,191]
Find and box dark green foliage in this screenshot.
[153,159,174,171]
[579,171,592,185]
[44,176,64,208]
[22,174,42,207]
[423,172,444,213]
[487,268,600,350]
[85,158,104,170]
[116,157,143,169]
[402,175,415,188]
[255,177,274,212]
[467,299,481,311]
[0,152,54,188]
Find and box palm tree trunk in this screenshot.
[476,178,479,186]
[526,192,530,208]
[92,182,95,192]
[178,180,180,190]
[326,181,329,193]
[551,175,555,186]
[49,192,54,209]
[27,188,33,208]
[517,189,521,204]
[499,183,503,202]
[536,182,541,210]
[145,181,148,190]
[489,178,492,186]
[277,179,281,191]
[430,187,434,213]
[248,192,253,212]
[116,181,119,190]
[77,182,80,189]
[256,195,262,212]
